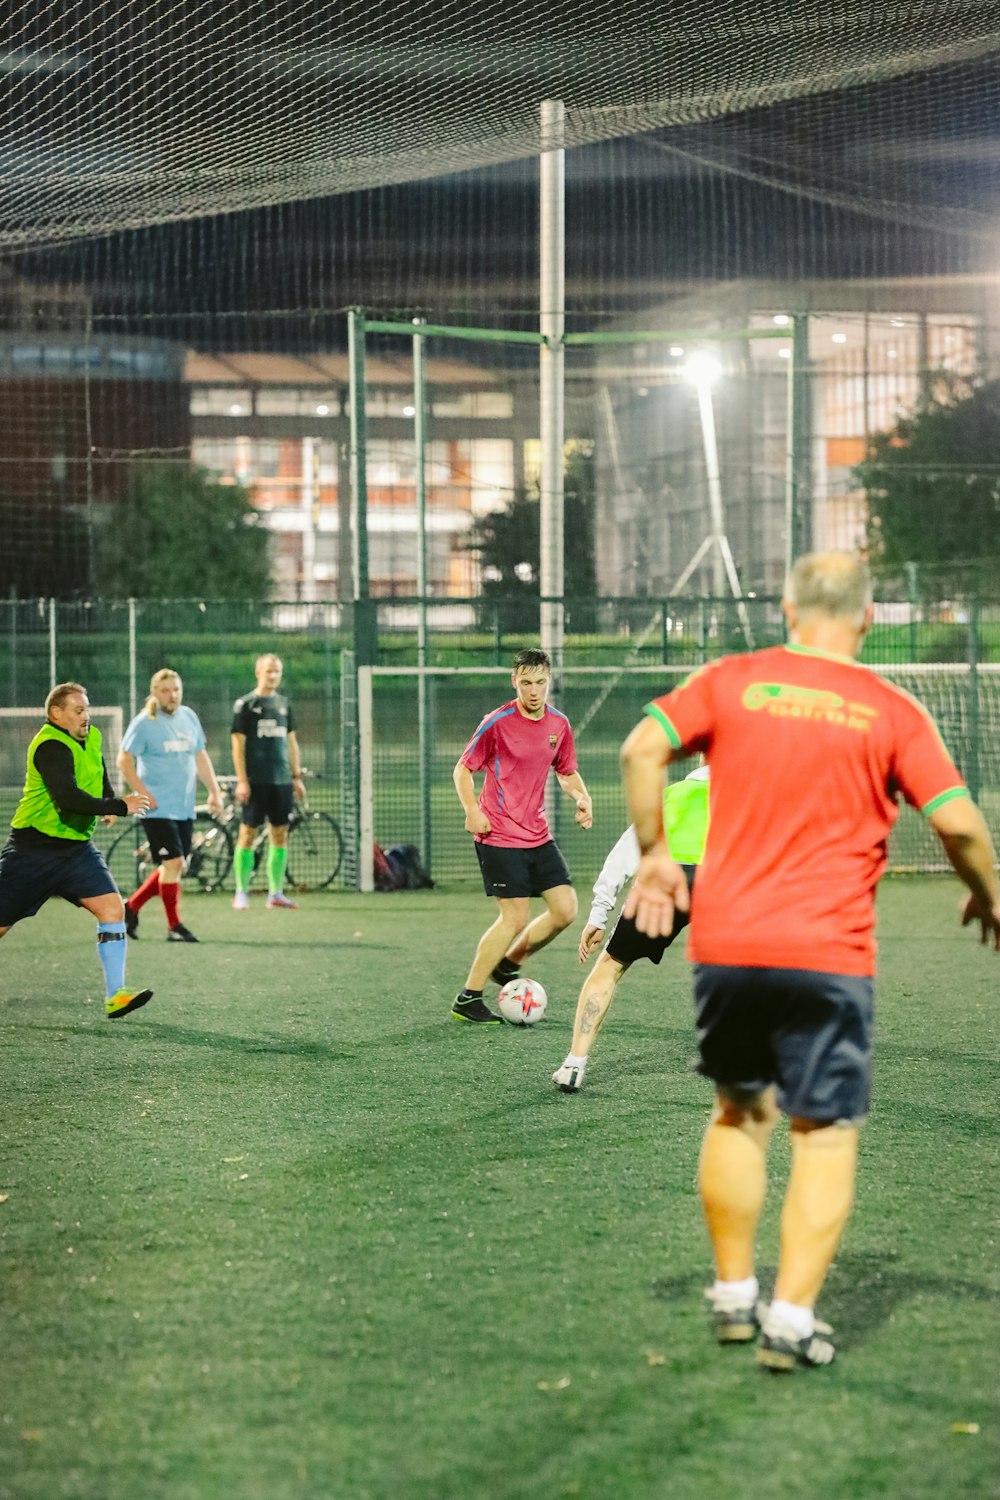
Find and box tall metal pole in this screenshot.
[348,308,372,664]
[414,328,433,874]
[539,99,565,674]
[128,597,137,723]
[784,313,810,579]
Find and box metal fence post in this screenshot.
[48,598,57,686]
[967,598,980,803]
[339,649,359,890]
[128,598,138,724]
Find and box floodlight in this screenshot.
[684,352,722,386]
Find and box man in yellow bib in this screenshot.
[0,683,154,1018]
[552,764,708,1091]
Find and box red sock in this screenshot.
[128,868,160,911]
[160,881,180,929]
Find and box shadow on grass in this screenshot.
[4,1019,352,1061]
[651,1248,994,1352]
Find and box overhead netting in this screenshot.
[3,0,1000,246]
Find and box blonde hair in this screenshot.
[45,682,87,715]
[145,669,182,718]
[785,552,872,626]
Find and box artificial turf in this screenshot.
[1,880,997,1500]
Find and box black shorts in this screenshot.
[242,783,295,829]
[0,833,118,928]
[605,864,696,966]
[692,964,875,1124]
[475,840,572,899]
[142,818,194,864]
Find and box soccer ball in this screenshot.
[497,978,548,1026]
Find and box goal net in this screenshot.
[357,663,1000,888]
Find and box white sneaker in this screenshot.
[552,1057,588,1092]
[232,891,250,911]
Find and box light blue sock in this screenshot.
[97,921,128,998]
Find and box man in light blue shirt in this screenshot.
[117,669,222,943]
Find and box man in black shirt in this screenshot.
[230,653,305,910]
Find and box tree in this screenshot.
[95,464,273,599]
[857,376,1000,591]
[467,444,597,605]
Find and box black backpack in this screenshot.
[385,844,435,890]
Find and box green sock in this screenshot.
[267,845,288,896]
[234,847,255,893]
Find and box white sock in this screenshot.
[712,1275,758,1304]
[563,1053,588,1069]
[767,1298,814,1339]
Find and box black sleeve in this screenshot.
[33,741,128,817]
[231,697,250,736]
[102,759,116,800]
[286,700,296,734]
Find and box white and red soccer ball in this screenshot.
[497,977,547,1026]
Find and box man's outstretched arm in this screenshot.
[620,714,689,937]
[929,795,1000,950]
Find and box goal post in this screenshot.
[355,663,999,889]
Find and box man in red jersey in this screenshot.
[451,648,593,1024]
[621,552,1000,1372]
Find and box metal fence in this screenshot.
[1,595,998,887]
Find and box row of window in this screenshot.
[190,388,515,419]
[1,345,177,377]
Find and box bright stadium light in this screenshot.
[772,313,790,326]
[669,344,685,357]
[684,351,722,386]
[403,404,416,417]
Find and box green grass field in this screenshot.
[1,882,997,1500]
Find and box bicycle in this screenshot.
[103,771,344,896]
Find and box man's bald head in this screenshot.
[784,552,873,628]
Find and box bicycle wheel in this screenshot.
[286,810,344,890]
[187,812,234,893]
[103,821,153,895]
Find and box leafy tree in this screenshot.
[95,464,273,599]
[468,444,597,604]
[857,376,1000,591]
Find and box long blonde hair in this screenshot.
[145,669,181,718]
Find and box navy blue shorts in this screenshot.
[0,834,118,928]
[475,839,572,899]
[142,818,194,864]
[692,964,874,1123]
[606,865,696,966]
[242,783,295,829]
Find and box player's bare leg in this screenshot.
[503,884,577,966]
[774,1119,858,1307]
[698,1087,779,1343]
[465,897,531,990]
[756,1117,857,1371]
[452,897,530,1024]
[553,951,629,1091]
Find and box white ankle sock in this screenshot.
[712,1275,758,1303]
[563,1053,588,1069]
[768,1298,814,1338]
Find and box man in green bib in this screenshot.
[552,764,709,1091]
[0,683,154,1018]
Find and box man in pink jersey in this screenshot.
[621,552,1000,1372]
[452,648,593,1024]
